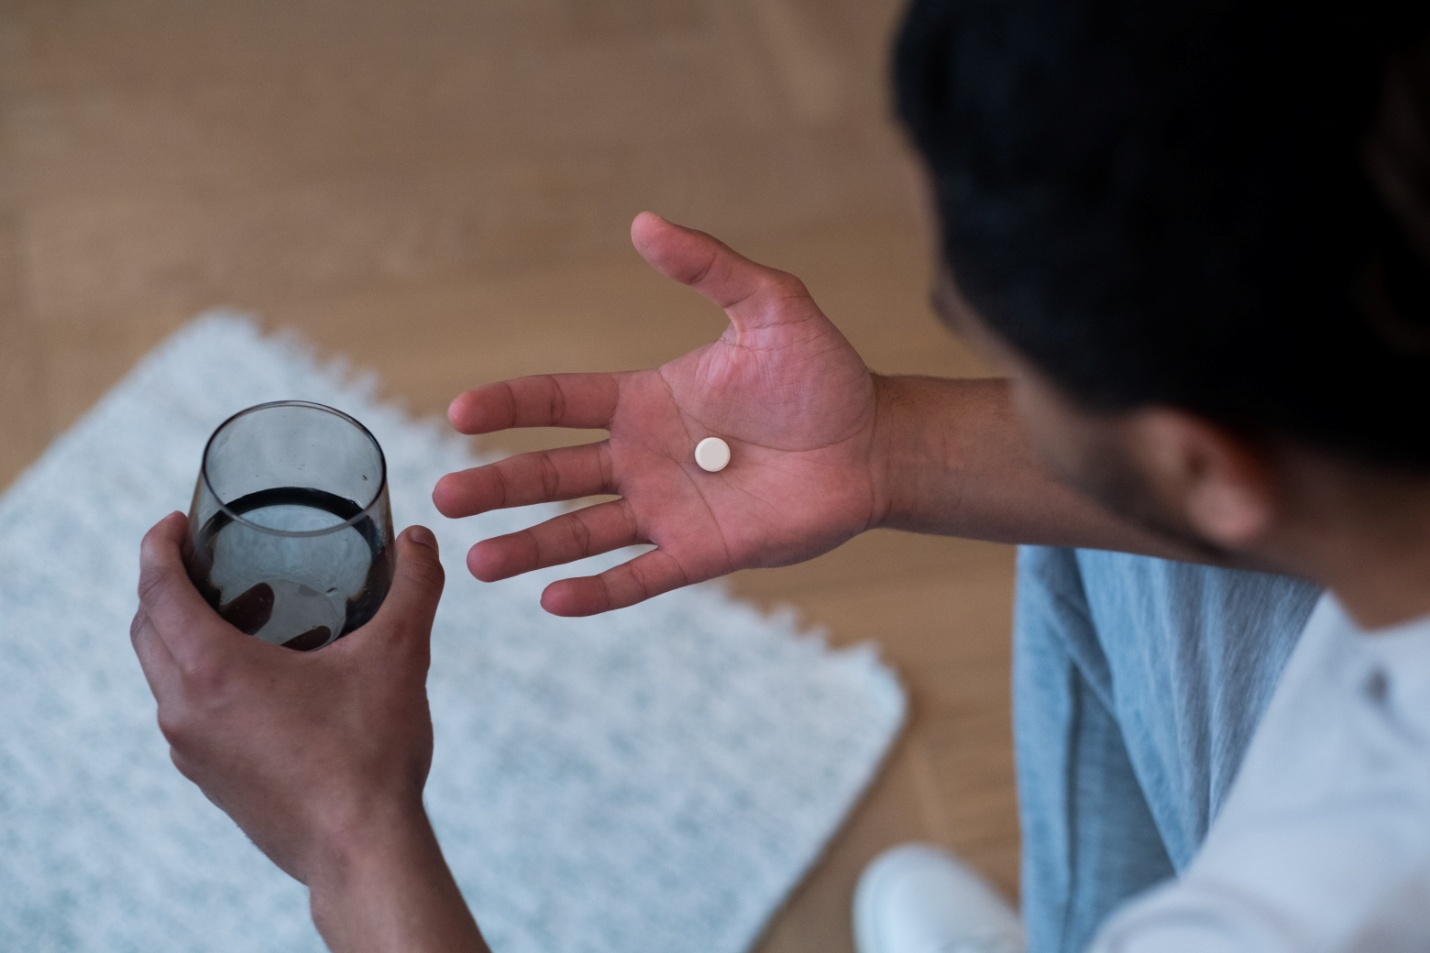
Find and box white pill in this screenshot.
[694,436,731,472]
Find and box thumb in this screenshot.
[368,526,445,642]
[630,211,810,332]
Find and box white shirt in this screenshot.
[1090,594,1430,953]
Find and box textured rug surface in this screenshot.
[0,314,905,953]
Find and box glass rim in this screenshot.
[200,399,389,539]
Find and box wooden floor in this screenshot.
[0,2,1019,949]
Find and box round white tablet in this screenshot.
[694,436,731,472]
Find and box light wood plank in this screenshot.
[19,130,904,324]
[0,212,48,490]
[1,0,570,93]
[4,35,781,202]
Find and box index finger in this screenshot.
[137,512,245,668]
[448,373,622,435]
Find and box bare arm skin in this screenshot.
[308,805,488,953]
[871,374,1190,557]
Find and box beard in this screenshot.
[1056,434,1236,564]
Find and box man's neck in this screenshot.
[1327,555,1430,631]
[1275,456,1430,631]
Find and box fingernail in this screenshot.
[407,525,438,551]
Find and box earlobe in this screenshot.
[1140,409,1277,547]
[1186,473,1274,547]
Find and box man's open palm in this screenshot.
[433,212,883,615]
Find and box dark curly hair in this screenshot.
[895,0,1430,468]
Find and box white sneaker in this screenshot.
[854,843,1026,953]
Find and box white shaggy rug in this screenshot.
[0,314,905,953]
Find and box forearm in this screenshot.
[309,805,490,953]
[871,375,1195,559]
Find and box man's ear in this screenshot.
[1129,408,1278,548]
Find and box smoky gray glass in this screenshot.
[185,400,395,651]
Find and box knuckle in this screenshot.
[772,271,809,299]
[514,529,542,568]
[404,550,446,590]
[755,273,784,299]
[625,561,653,602]
[489,465,510,509]
[500,381,521,428]
[567,514,593,554]
[178,654,228,697]
[672,558,690,589]
[156,701,197,751]
[756,269,790,294]
[136,566,169,607]
[596,572,617,612]
[597,441,615,490]
[446,466,496,513]
[687,249,719,287]
[536,451,561,499]
[543,374,566,424]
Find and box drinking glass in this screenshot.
[185,400,395,651]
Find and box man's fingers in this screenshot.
[130,607,181,701]
[539,547,691,617]
[433,442,614,518]
[630,211,812,333]
[467,500,641,582]
[366,526,446,643]
[448,373,622,435]
[138,512,244,668]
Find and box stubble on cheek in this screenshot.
[1020,383,1233,562]
[1072,436,1234,562]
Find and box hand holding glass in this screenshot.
[185,401,395,651]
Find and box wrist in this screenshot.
[868,375,1023,535]
[868,374,935,532]
[307,796,434,916]
[308,800,486,953]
